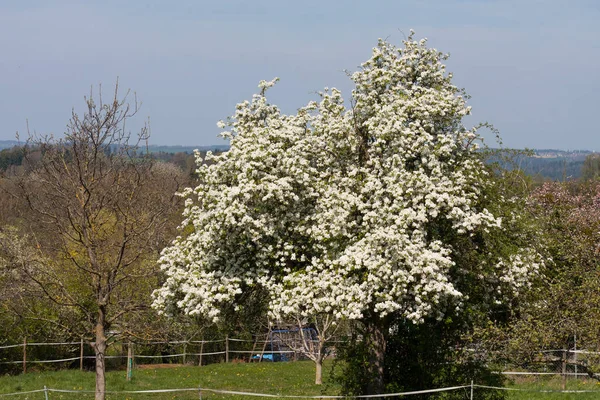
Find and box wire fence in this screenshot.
[498,348,600,378]
[2,337,599,378]
[4,339,600,397]
[0,335,337,374]
[2,382,600,399]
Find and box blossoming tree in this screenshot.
[154,33,537,394]
[506,181,600,381]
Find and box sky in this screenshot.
[0,0,598,150]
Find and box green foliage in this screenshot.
[504,180,600,373]
[0,146,25,172]
[381,318,505,399]
[335,316,507,399]
[582,154,600,181]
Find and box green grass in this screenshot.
[4,363,600,399]
[0,360,340,399]
[501,376,600,400]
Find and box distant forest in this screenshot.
[506,152,590,181]
[0,141,597,181]
[0,142,228,177]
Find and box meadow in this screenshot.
[2,361,600,399]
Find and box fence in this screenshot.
[4,340,600,397]
[2,339,598,376]
[3,382,600,399]
[0,335,328,374]
[492,347,600,393]
[0,384,471,399]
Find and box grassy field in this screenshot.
[0,360,340,399]
[501,376,600,400]
[2,361,600,399]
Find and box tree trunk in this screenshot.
[315,357,323,385]
[365,320,386,395]
[314,340,326,385]
[94,311,108,400]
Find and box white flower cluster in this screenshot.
[153,34,535,325]
[496,250,542,299]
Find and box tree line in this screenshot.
[5,143,599,183]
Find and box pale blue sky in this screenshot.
[1,0,598,150]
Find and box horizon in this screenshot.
[0,138,597,154]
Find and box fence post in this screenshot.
[80,337,84,371]
[259,332,269,363]
[470,380,474,400]
[574,333,578,379]
[198,386,202,400]
[44,385,49,400]
[22,337,26,374]
[198,339,204,366]
[225,335,229,363]
[183,340,187,365]
[248,336,258,362]
[562,349,567,390]
[127,341,133,381]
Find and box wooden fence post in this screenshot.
[259,332,269,363]
[562,349,567,390]
[248,337,258,362]
[126,341,133,381]
[225,335,229,363]
[22,337,27,374]
[574,333,578,379]
[183,340,187,365]
[198,339,204,366]
[80,337,84,371]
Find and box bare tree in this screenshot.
[2,83,183,400]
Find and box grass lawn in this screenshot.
[3,362,600,399]
[501,376,600,400]
[0,360,340,399]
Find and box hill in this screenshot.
[1,141,597,181]
[512,149,595,180]
[0,140,22,150]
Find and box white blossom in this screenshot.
[152,34,536,326]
